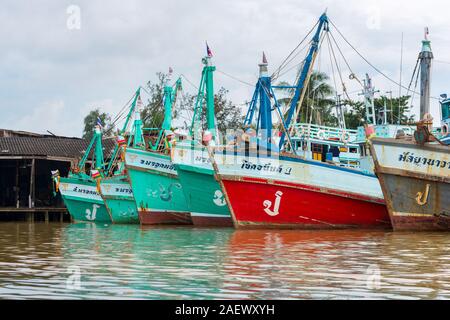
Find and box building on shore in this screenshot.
[0,129,115,221]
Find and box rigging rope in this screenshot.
[216,69,255,87]
[328,19,439,100]
[271,21,319,80]
[180,74,199,90]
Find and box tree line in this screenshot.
[82,71,414,140]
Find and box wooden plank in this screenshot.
[15,160,19,208]
[29,158,35,208]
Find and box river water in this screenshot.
[0,222,449,299]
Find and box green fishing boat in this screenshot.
[171,51,233,226]
[98,89,143,224]
[99,174,138,224]
[124,74,191,225]
[53,124,111,223]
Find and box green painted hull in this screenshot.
[59,176,111,223]
[124,147,191,224]
[99,175,139,224]
[172,143,232,226]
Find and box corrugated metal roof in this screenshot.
[0,136,116,160]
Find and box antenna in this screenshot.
[386,91,393,124]
[398,32,404,124]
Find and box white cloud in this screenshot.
[13,100,72,135]
[0,0,449,136]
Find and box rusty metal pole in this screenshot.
[419,28,433,120]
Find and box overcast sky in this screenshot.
[1,0,449,137]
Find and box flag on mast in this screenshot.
[262,51,268,64]
[206,42,213,57]
[117,135,126,146]
[91,169,100,179]
[96,117,103,129]
[136,94,143,111]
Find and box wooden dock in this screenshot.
[0,207,71,222]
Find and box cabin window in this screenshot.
[329,146,340,157]
[311,143,324,161]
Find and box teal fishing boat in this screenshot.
[53,124,111,223]
[171,49,233,226]
[98,89,143,224]
[124,74,190,225]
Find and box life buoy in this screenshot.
[442,123,449,136]
[298,126,305,137]
[291,127,298,137]
[341,131,350,144]
[317,129,326,140]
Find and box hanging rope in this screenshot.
[272,42,310,81]
[328,18,439,100]
[289,32,327,133]
[328,31,363,88]
[271,21,319,80]
[216,69,255,87]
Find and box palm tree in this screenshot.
[276,71,337,126]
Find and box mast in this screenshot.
[362,73,377,125]
[162,72,175,131]
[279,13,329,149]
[131,94,144,148]
[258,52,272,142]
[151,74,182,150]
[78,122,105,175]
[244,52,273,142]
[105,89,141,174]
[419,27,433,120]
[205,56,216,139]
[93,125,104,171]
[190,50,216,141]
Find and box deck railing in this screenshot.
[291,123,358,143]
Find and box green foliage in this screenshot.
[343,95,414,129]
[275,70,415,130]
[82,108,114,140]
[176,87,244,135]
[213,87,244,133]
[140,72,168,129]
[276,71,337,126]
[139,72,243,135]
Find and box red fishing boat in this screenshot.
[213,150,389,229]
[211,13,391,229]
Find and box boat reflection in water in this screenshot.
[55,225,450,299]
[224,229,450,299]
[1,223,449,299]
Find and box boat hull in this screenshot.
[59,177,111,223]
[125,147,191,225]
[99,175,139,224]
[214,150,390,229]
[172,143,233,227]
[370,138,450,231]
